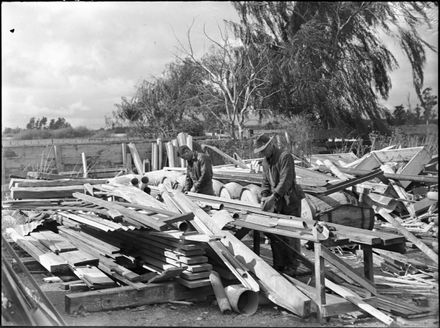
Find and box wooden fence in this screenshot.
[1,136,231,184]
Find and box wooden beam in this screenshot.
[314,243,326,318]
[184,191,403,246]
[121,143,127,168]
[14,178,108,188]
[57,250,99,267]
[81,152,88,178]
[362,245,374,282]
[397,147,432,187]
[65,282,212,313]
[53,145,64,173]
[320,245,377,294]
[29,231,77,254]
[201,144,249,169]
[157,138,163,169]
[127,143,144,175]
[375,207,438,264]
[11,185,85,199]
[370,147,425,164]
[325,279,395,326]
[335,166,438,183]
[72,192,168,231]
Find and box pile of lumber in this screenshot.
[2,142,438,326]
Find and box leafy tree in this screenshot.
[26,117,36,130]
[393,105,407,125]
[39,116,48,129]
[420,87,438,121]
[53,117,71,129]
[114,59,209,138]
[405,108,417,123]
[48,118,56,130]
[229,1,437,133]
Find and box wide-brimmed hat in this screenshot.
[253,133,274,154]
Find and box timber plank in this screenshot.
[72,266,115,288]
[14,178,108,188]
[72,192,167,231]
[320,245,377,295]
[30,230,77,253]
[141,232,203,251]
[325,279,395,326]
[65,282,212,313]
[118,231,205,256]
[58,212,113,232]
[58,250,99,267]
[176,277,211,288]
[11,186,85,199]
[57,226,121,255]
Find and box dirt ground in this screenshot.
[40,279,438,327]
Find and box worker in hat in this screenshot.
[177,145,215,196]
[253,133,305,275]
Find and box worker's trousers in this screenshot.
[266,234,301,270]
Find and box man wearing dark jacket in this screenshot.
[253,133,305,275]
[177,145,215,196]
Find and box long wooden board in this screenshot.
[65,282,212,313]
[30,230,77,253]
[11,185,85,199]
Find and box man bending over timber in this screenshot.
[253,133,305,275]
[177,145,215,196]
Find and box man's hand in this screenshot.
[261,194,277,212]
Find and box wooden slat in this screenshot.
[201,144,249,169]
[58,212,113,232]
[176,277,211,288]
[320,245,377,295]
[30,230,77,254]
[118,231,205,257]
[71,266,115,288]
[57,250,99,267]
[72,193,167,231]
[375,207,438,264]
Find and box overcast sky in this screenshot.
[2,2,438,130]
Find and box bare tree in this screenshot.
[177,21,277,139]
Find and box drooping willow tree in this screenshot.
[229,1,437,133]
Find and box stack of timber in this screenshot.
[3,140,438,324]
[4,226,117,290]
[82,228,213,288]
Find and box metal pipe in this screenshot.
[209,271,232,314]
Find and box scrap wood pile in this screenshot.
[1,142,438,326]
